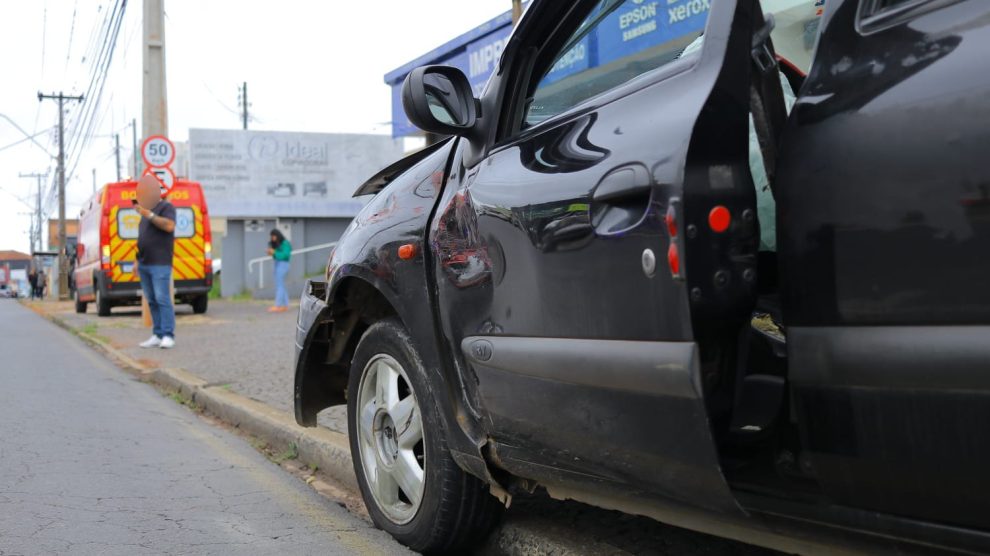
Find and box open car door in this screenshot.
[429,0,776,513]
[777,0,990,531]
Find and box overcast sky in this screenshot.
[0,1,511,253]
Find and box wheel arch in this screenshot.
[294,273,400,426]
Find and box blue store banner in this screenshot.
[596,0,710,68]
[466,28,512,96]
[388,0,711,137]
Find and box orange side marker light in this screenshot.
[398,243,418,260]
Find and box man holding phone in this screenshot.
[134,174,177,349]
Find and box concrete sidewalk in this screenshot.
[30,299,777,556]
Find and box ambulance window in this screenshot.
[117,209,141,240]
[174,208,196,238]
[523,0,709,128]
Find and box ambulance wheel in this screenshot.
[95,278,112,317]
[192,294,208,314]
[74,289,87,314]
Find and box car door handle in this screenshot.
[592,165,652,203]
[591,164,653,236]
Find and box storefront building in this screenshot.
[385,0,824,139]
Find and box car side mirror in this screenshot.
[402,65,478,137]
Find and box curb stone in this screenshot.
[34,302,631,556]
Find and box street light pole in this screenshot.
[512,0,523,25]
[38,91,84,300]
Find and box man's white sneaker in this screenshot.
[159,336,175,349]
[139,335,162,348]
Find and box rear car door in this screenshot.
[431,0,764,510]
[777,0,990,530]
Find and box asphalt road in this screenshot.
[0,300,408,556]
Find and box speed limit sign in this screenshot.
[141,135,176,168]
[143,166,176,193]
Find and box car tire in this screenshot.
[74,289,87,314]
[347,318,502,553]
[95,278,111,317]
[191,294,208,314]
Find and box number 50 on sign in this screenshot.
[141,135,176,168]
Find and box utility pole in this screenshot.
[131,118,139,176]
[92,168,97,193]
[114,133,122,181]
[142,0,168,139]
[238,82,249,130]
[38,91,84,300]
[512,0,522,25]
[142,0,169,328]
[19,171,48,252]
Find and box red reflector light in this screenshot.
[664,210,677,237]
[709,206,731,233]
[667,243,680,276]
[398,244,417,260]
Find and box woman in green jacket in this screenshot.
[267,229,291,312]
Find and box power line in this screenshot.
[37,1,118,208]
[64,1,127,188]
[63,0,121,160]
[34,1,49,135]
[63,0,79,76]
[0,113,57,159]
[0,126,56,154]
[63,0,119,147]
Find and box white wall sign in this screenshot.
[188,129,406,218]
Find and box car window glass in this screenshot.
[174,208,196,239]
[766,0,828,74]
[523,0,710,128]
[117,208,141,240]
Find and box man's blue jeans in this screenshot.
[138,264,175,339]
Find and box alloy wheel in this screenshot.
[356,353,426,524]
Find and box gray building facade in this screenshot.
[188,129,404,299]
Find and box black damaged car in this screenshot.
[294,0,990,553]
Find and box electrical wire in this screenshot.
[63,0,79,77]
[33,1,49,134]
[61,0,126,193]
